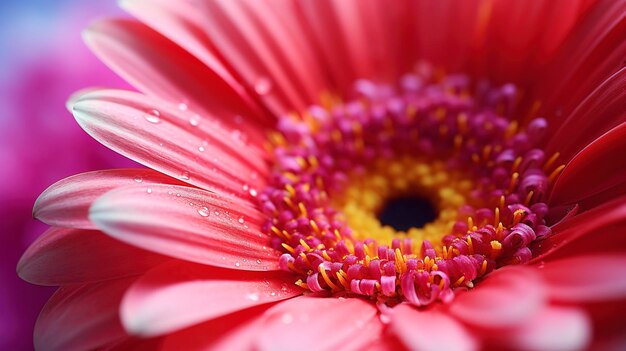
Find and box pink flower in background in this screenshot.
[17,0,626,350]
[0,1,133,350]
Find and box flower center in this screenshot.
[378,196,437,231]
[258,65,562,306]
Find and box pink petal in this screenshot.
[34,278,134,351]
[33,168,183,229]
[17,227,168,286]
[539,255,626,302]
[254,296,380,351]
[161,304,272,351]
[72,89,268,198]
[199,0,328,116]
[506,307,591,351]
[391,304,477,351]
[532,196,626,261]
[98,337,163,351]
[448,266,546,328]
[550,122,626,207]
[84,18,270,139]
[120,260,301,337]
[89,184,279,270]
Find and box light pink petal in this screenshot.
[89,184,280,270]
[533,196,626,261]
[84,18,271,138]
[254,296,380,351]
[161,304,271,351]
[120,261,300,337]
[391,304,477,351]
[448,266,546,328]
[17,227,168,286]
[33,168,183,229]
[72,89,268,198]
[506,307,591,351]
[550,122,626,207]
[34,278,134,351]
[539,255,626,302]
[199,0,328,115]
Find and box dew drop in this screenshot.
[146,188,152,194]
[256,259,261,264]
[189,114,200,126]
[235,262,241,267]
[180,171,190,180]
[145,109,161,124]
[134,176,143,183]
[270,292,276,297]
[178,102,188,111]
[198,145,205,152]
[254,77,272,95]
[249,188,258,197]
[197,206,210,217]
[246,293,260,301]
[238,216,245,224]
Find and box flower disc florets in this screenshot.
[259,65,559,306]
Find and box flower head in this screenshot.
[19,1,626,350]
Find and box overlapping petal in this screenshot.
[89,184,279,270]
[120,260,301,337]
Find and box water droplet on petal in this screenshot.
[254,77,272,95]
[247,293,260,301]
[189,114,200,126]
[198,145,205,152]
[238,216,245,224]
[134,176,143,183]
[256,259,261,264]
[178,102,188,111]
[198,207,210,217]
[145,109,161,124]
[235,262,241,267]
[146,188,152,194]
[180,171,190,180]
[249,188,258,197]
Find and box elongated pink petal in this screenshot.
[161,305,272,351]
[72,89,268,197]
[84,18,271,138]
[33,168,183,229]
[89,184,279,270]
[34,278,134,351]
[507,307,591,351]
[551,122,626,207]
[254,296,380,351]
[448,266,546,328]
[121,260,301,337]
[539,255,626,302]
[533,196,626,261]
[17,227,168,286]
[391,304,477,351]
[200,0,328,115]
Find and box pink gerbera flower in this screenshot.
[19,0,626,350]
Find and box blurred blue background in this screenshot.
[0,1,135,349]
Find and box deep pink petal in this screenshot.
[34,278,134,351]
[539,255,626,302]
[17,227,168,286]
[391,304,477,351]
[505,307,591,351]
[254,296,380,351]
[89,184,280,270]
[72,89,268,197]
[120,260,301,337]
[533,196,626,262]
[448,266,546,328]
[84,18,271,137]
[33,168,183,229]
[550,122,626,207]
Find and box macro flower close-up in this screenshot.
[12,0,626,350]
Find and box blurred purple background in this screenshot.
[0,1,136,349]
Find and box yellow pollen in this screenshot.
[298,202,308,218]
[543,152,560,172]
[490,240,502,251]
[467,236,474,254]
[281,243,295,254]
[494,207,500,226]
[319,265,339,291]
[299,239,311,251]
[512,156,523,173]
[509,172,519,193]
[336,271,350,290]
[295,279,308,289]
[524,191,534,206]
[513,209,526,225]
[480,259,488,275]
